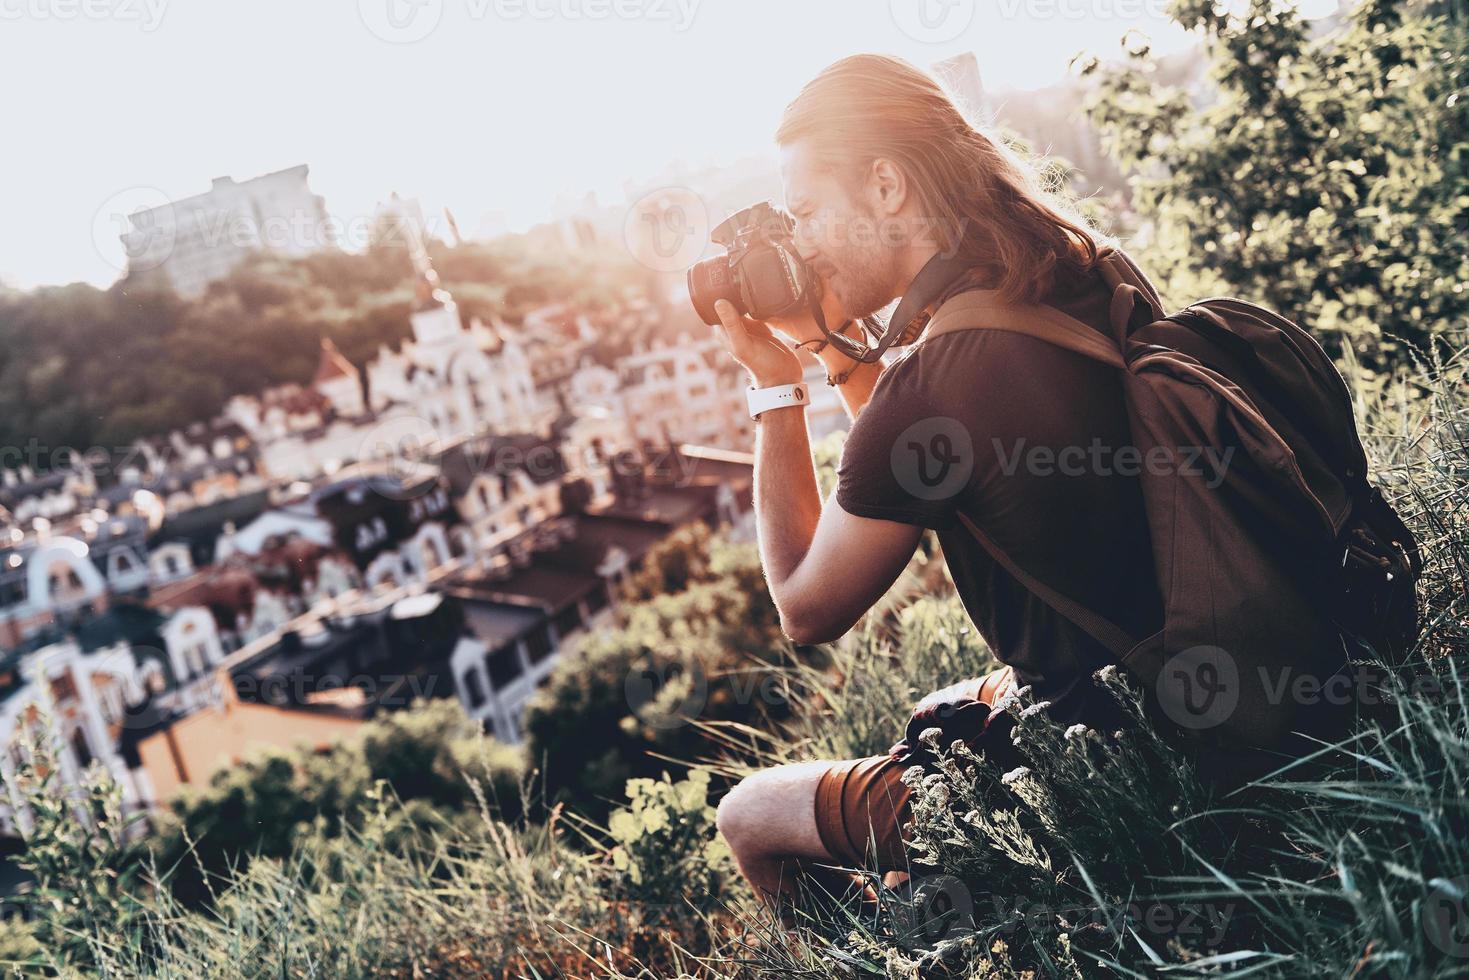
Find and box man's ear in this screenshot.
[867,158,908,217]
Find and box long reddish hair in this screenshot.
[776,54,1106,304]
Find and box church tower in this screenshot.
[405,212,468,376]
[312,338,365,417]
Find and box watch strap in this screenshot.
[746,382,810,420]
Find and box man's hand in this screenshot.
[712,299,803,388]
[765,277,851,348]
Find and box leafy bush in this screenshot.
[150,697,526,908]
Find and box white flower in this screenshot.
[1019,700,1053,720]
[1000,766,1031,788]
[1064,724,1092,741]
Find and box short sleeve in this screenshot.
[834,343,987,530]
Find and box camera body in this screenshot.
[687,202,811,326]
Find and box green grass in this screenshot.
[3,337,1466,979]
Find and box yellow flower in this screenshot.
[640,805,671,834]
[608,809,639,843]
[676,776,708,811]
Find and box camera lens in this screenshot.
[687,256,740,326]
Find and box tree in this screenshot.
[1079,0,1469,371]
[523,530,793,822]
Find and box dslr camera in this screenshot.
[687,202,812,326]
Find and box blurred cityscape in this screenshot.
[0,45,1217,876]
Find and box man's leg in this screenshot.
[717,754,921,920]
[716,760,861,914]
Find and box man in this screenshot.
[710,54,1163,912]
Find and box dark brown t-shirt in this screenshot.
[836,267,1164,726]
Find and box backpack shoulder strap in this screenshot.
[918,283,1140,661]
[955,514,1138,660]
[1095,247,1167,319]
[921,289,1127,369]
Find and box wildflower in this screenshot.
[1019,700,1053,720]
[1000,766,1032,789]
[640,806,671,834]
[608,809,638,843]
[1064,723,1092,741]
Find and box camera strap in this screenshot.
[811,251,978,364]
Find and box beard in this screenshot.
[822,242,899,320]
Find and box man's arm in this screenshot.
[713,298,922,645]
[809,345,884,421]
[753,407,923,644]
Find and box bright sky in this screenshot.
[0,0,1235,290]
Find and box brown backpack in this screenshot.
[922,247,1423,749]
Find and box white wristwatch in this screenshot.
[746,382,810,421]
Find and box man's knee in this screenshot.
[717,763,821,858]
[715,772,767,856]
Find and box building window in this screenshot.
[525,626,554,664]
[461,667,487,708]
[183,643,206,679]
[487,645,522,688]
[70,728,92,769]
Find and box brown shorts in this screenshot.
[813,666,1015,870]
